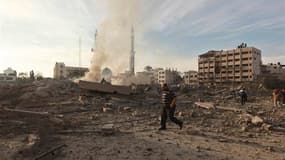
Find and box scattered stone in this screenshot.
[251,116,263,125]
[196,145,201,152]
[266,146,274,152]
[102,107,112,112]
[25,134,40,146]
[241,126,248,132]
[123,107,132,111]
[178,111,184,117]
[261,123,272,131]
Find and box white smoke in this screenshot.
[84,0,138,82]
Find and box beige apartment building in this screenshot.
[158,69,180,85]
[184,71,198,85]
[54,62,88,80]
[198,47,262,85]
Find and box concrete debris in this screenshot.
[123,107,132,111]
[26,134,40,146]
[195,102,216,109]
[78,80,132,95]
[33,144,67,160]
[261,123,272,131]
[102,107,112,112]
[251,116,264,125]
[0,80,284,160]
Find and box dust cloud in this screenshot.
[84,0,138,82]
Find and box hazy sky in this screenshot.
[0,0,284,77]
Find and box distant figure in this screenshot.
[239,88,247,106]
[30,70,35,81]
[274,88,285,108]
[159,83,183,130]
[272,89,280,107]
[282,88,285,107]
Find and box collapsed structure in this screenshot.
[54,62,88,80]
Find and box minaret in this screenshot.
[79,36,82,67]
[91,30,97,65]
[91,30,97,53]
[129,27,135,75]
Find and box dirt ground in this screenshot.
[0,80,284,160]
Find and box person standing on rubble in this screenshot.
[282,88,285,107]
[239,88,247,106]
[272,89,281,108]
[159,83,183,130]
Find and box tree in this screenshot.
[35,72,44,80]
[18,72,28,80]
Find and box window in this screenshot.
[6,77,13,80]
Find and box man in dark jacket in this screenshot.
[159,83,183,130]
[239,88,247,106]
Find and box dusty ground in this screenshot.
[0,80,284,160]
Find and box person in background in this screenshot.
[281,88,285,107]
[273,89,279,108]
[239,88,247,106]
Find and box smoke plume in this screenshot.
[84,0,138,82]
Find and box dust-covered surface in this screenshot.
[0,80,284,160]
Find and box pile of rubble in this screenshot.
[0,80,284,160]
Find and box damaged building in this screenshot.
[183,70,198,86]
[198,46,262,85]
[54,62,89,80]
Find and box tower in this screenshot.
[91,30,97,53]
[129,27,135,75]
[78,36,82,67]
[91,30,97,65]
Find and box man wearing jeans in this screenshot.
[159,83,183,130]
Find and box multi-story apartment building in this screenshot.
[158,69,180,85]
[184,71,198,85]
[54,62,88,80]
[198,47,262,85]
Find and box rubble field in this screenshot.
[0,80,284,160]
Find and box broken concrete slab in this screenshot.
[78,80,132,95]
[251,116,263,125]
[195,102,216,109]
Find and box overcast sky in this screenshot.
[0,0,284,77]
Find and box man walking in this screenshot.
[239,88,247,106]
[159,83,183,130]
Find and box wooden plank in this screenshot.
[33,144,67,160]
[1,108,49,116]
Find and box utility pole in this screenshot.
[79,36,82,67]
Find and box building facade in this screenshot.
[54,62,88,80]
[198,47,262,85]
[0,68,17,82]
[184,71,198,85]
[158,69,180,85]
